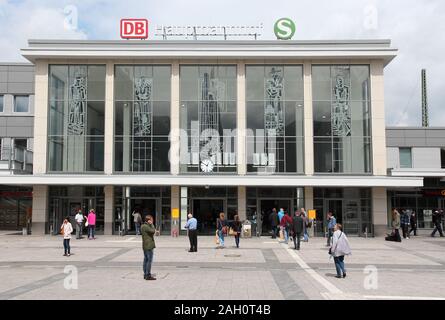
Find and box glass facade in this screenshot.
[313,188,372,236]
[179,65,237,173]
[313,65,372,173]
[48,65,106,172]
[48,186,105,234]
[114,65,171,172]
[246,65,304,173]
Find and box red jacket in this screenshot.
[280,214,292,227]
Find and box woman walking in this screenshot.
[216,212,227,248]
[232,215,242,248]
[61,217,73,257]
[391,208,402,242]
[87,209,97,240]
[329,223,351,278]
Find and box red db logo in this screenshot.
[120,19,148,39]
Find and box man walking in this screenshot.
[141,215,156,280]
[326,212,336,246]
[400,210,410,239]
[431,210,444,237]
[269,208,279,239]
[74,210,84,239]
[292,211,304,250]
[184,213,198,252]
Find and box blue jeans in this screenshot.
[218,230,225,246]
[143,249,154,277]
[135,223,141,235]
[283,228,289,243]
[303,230,309,241]
[88,225,95,238]
[334,256,345,276]
[63,239,70,254]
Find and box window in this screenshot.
[48,65,106,172]
[399,148,412,168]
[0,95,3,112]
[114,65,171,172]
[179,65,237,173]
[313,65,372,173]
[246,65,304,174]
[14,96,29,113]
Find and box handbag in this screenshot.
[85,220,89,227]
[222,226,228,235]
[59,225,64,235]
[228,227,236,236]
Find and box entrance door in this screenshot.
[259,199,291,235]
[128,199,157,235]
[326,199,343,225]
[192,199,224,235]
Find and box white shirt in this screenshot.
[331,230,351,257]
[75,213,84,223]
[61,222,73,239]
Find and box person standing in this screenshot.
[409,210,417,236]
[301,208,309,242]
[401,210,410,239]
[291,211,304,250]
[232,215,242,248]
[74,210,84,239]
[132,211,142,235]
[391,208,402,242]
[326,212,336,246]
[329,223,351,278]
[216,212,227,248]
[279,211,293,244]
[184,213,198,252]
[87,209,96,240]
[141,215,156,280]
[60,217,73,257]
[269,208,278,239]
[431,210,444,237]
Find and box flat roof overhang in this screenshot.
[21,39,397,66]
[390,169,445,178]
[0,175,423,187]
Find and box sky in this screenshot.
[0,0,444,127]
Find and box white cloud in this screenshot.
[0,0,444,126]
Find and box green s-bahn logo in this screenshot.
[274,18,295,40]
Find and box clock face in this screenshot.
[200,159,214,173]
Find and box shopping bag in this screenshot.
[279,229,284,240]
[215,230,220,245]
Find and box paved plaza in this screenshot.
[0,232,445,300]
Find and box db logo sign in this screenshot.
[120,19,148,39]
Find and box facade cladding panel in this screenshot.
[0,39,430,235]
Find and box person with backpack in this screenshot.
[329,223,351,278]
[216,212,228,248]
[291,211,304,250]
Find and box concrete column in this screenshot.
[238,186,247,221]
[303,61,314,175]
[237,61,246,175]
[170,61,180,175]
[104,185,113,235]
[372,187,389,236]
[304,186,314,210]
[171,185,180,236]
[32,185,48,235]
[33,60,49,174]
[104,61,114,174]
[370,61,387,176]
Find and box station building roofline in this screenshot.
[21,39,397,65]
